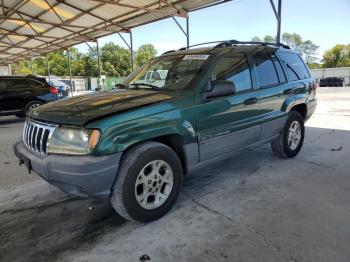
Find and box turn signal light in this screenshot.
[89,129,101,149]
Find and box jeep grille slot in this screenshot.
[22,120,56,155]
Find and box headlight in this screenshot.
[47,127,101,155]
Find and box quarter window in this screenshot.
[253,52,279,88]
[279,52,310,81]
[211,53,252,93]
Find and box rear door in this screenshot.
[0,78,9,112]
[196,52,261,162]
[4,78,34,111]
[253,51,292,140]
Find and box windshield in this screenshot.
[122,54,210,90]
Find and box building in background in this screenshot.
[0,65,11,76]
[310,67,350,86]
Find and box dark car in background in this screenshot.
[0,75,59,117]
[319,77,345,87]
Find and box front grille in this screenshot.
[22,120,57,155]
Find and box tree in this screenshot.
[282,32,303,51]
[100,42,132,76]
[263,35,275,42]
[300,40,319,65]
[251,36,262,42]
[135,44,157,67]
[323,44,350,68]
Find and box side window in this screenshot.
[211,52,252,93]
[28,79,43,88]
[253,52,279,88]
[278,52,310,81]
[0,79,8,90]
[11,79,28,89]
[271,54,286,83]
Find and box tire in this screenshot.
[25,100,43,115]
[111,142,183,222]
[271,111,305,158]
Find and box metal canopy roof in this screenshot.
[0,0,228,65]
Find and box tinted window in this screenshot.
[212,53,252,93]
[0,79,7,90]
[271,54,286,83]
[28,79,43,88]
[253,52,279,87]
[279,52,310,81]
[10,79,29,89]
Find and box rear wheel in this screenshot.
[111,142,183,222]
[25,100,43,115]
[271,111,305,158]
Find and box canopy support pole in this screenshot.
[172,16,189,48]
[269,0,282,43]
[67,49,73,96]
[46,54,51,82]
[96,39,102,81]
[117,31,134,70]
[30,58,34,74]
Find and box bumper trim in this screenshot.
[14,141,122,198]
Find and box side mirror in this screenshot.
[204,80,236,100]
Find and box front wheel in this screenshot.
[271,111,305,158]
[111,142,183,222]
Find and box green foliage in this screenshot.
[12,43,156,77]
[135,44,157,67]
[323,44,350,68]
[252,32,319,66]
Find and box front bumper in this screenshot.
[14,141,122,198]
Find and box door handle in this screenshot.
[283,88,294,95]
[244,97,258,105]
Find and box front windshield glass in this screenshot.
[123,54,210,90]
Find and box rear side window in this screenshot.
[10,79,28,89]
[253,52,279,88]
[271,54,286,83]
[278,52,310,81]
[28,79,44,88]
[0,79,7,90]
[211,52,252,93]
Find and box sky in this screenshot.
[75,0,350,60]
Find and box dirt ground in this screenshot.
[0,87,350,262]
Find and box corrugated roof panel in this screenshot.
[69,14,104,27]
[21,38,47,48]
[44,27,72,38]
[64,0,100,11]
[90,5,133,20]
[0,0,227,64]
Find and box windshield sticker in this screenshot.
[183,54,209,60]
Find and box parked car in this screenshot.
[0,75,59,117]
[14,40,317,222]
[48,79,69,98]
[319,77,345,87]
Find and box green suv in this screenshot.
[14,40,317,222]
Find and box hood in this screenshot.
[30,89,178,126]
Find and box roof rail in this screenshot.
[161,39,290,55]
[213,40,290,49]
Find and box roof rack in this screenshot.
[162,41,226,55]
[161,39,290,55]
[213,40,290,49]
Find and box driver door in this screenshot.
[196,52,261,162]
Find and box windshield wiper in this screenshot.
[130,83,161,90]
[115,83,126,89]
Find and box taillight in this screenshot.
[50,87,58,94]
